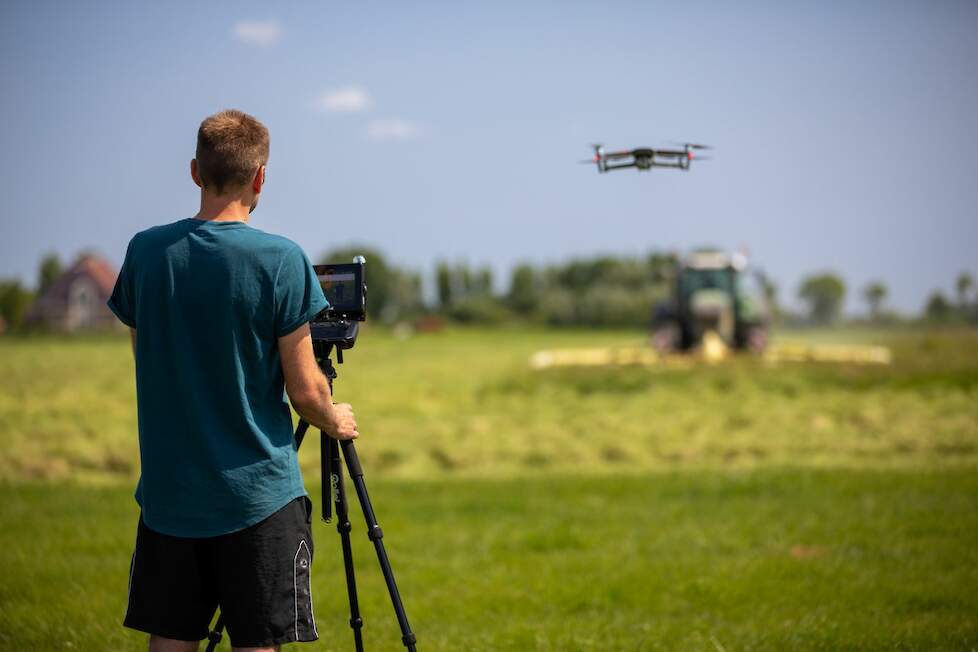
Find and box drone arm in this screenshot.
[603,161,638,171]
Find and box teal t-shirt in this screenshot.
[108,218,328,537]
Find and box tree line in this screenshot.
[1,249,975,332]
[319,246,679,327]
[796,271,977,326]
[319,247,977,329]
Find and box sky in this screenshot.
[1,0,976,314]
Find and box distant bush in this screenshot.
[576,284,663,327]
[539,289,577,326]
[448,296,511,324]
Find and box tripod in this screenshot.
[206,341,417,652]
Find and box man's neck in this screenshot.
[193,192,252,223]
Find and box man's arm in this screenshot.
[279,323,358,440]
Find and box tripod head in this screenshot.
[312,339,345,373]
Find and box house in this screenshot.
[26,255,121,332]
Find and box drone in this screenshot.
[581,142,712,173]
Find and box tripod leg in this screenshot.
[295,419,310,449]
[340,440,418,652]
[328,437,365,652]
[205,613,224,652]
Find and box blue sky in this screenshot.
[1,0,976,313]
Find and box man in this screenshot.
[108,109,357,652]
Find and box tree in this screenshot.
[925,290,951,322]
[862,281,888,321]
[507,264,540,314]
[474,267,493,297]
[0,281,33,332]
[387,269,424,320]
[435,262,453,309]
[647,252,677,285]
[456,263,473,298]
[760,275,779,318]
[956,272,974,310]
[798,273,846,324]
[38,253,62,294]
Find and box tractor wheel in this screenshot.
[746,326,769,353]
[651,324,680,353]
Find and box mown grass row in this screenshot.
[1,328,976,481]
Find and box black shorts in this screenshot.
[124,496,318,647]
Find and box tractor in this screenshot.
[651,249,770,355]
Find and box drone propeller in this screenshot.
[690,156,713,161]
[670,141,713,150]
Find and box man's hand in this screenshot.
[279,324,362,439]
[326,402,359,440]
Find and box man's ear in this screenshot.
[252,165,266,194]
[190,159,203,188]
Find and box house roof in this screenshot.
[75,255,118,297]
[34,255,118,305]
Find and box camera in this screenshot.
[310,256,366,349]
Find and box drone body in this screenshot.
[583,143,712,173]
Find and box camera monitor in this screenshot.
[312,262,366,323]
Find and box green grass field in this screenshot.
[1,327,976,649]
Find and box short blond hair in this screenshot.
[195,110,269,194]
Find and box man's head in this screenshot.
[192,110,269,212]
